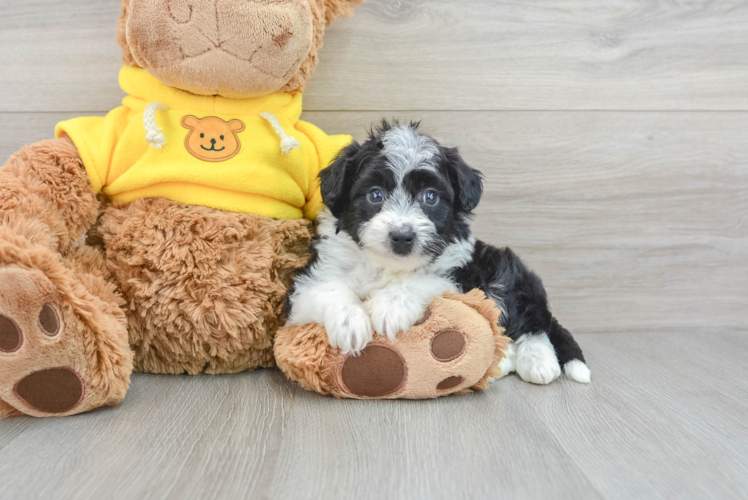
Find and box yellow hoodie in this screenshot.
[55,66,351,220]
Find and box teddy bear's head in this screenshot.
[116,0,363,98]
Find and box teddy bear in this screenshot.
[0,0,365,417]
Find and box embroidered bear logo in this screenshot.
[181,115,245,162]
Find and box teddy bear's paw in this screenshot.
[337,330,470,398]
[0,267,129,417]
[325,304,373,356]
[336,296,501,399]
[515,334,562,385]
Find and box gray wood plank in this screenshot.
[307,111,748,336]
[3,111,746,335]
[0,370,294,500]
[0,332,747,499]
[265,379,601,500]
[518,331,748,500]
[0,0,124,113]
[2,0,748,112]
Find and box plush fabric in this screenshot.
[0,137,311,416]
[56,67,351,220]
[0,137,99,255]
[97,198,312,375]
[0,142,133,416]
[0,0,371,417]
[116,0,364,96]
[274,290,510,399]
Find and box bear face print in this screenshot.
[181,115,246,162]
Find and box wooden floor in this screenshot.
[1,0,747,499]
[1,332,747,499]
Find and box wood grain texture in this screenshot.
[3,111,746,334]
[0,370,295,499]
[0,333,747,500]
[2,0,748,112]
[522,332,748,500]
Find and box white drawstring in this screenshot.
[144,102,168,150]
[259,112,300,155]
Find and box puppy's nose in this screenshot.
[390,230,415,255]
[210,138,216,145]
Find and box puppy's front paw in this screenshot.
[515,334,561,385]
[325,305,373,355]
[365,293,427,341]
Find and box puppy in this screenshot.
[286,121,590,384]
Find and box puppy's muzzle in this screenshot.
[390,229,415,255]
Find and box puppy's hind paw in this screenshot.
[325,305,373,356]
[564,359,591,384]
[515,334,561,385]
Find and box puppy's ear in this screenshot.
[443,147,483,212]
[320,141,363,218]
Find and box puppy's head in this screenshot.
[320,120,482,270]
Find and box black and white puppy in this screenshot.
[286,121,590,384]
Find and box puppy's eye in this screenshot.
[422,189,439,206]
[368,188,384,204]
[220,135,224,140]
[200,133,205,138]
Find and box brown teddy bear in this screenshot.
[0,0,364,417]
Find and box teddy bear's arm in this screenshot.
[0,136,100,256]
[55,108,129,195]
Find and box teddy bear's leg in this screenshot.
[0,138,133,417]
[97,198,312,375]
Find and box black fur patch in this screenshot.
[451,242,584,365]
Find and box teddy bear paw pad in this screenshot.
[13,367,84,414]
[430,329,467,362]
[436,375,464,390]
[0,314,23,353]
[340,344,407,398]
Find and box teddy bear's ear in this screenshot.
[116,0,138,67]
[324,0,365,26]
